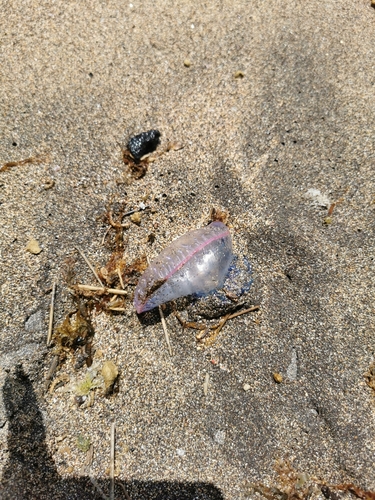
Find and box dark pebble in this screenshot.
[127,129,161,160]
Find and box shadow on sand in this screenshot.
[0,366,223,500]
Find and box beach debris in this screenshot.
[364,361,375,391]
[102,361,119,395]
[54,304,94,367]
[203,373,210,396]
[110,423,115,500]
[48,373,70,394]
[145,255,173,356]
[209,206,228,224]
[130,211,142,225]
[42,177,55,189]
[73,368,102,407]
[248,458,375,500]
[76,246,104,286]
[134,221,233,314]
[47,282,56,345]
[0,154,48,172]
[76,435,91,453]
[176,305,259,347]
[304,188,330,208]
[26,238,42,254]
[127,129,160,160]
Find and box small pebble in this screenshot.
[234,70,244,79]
[102,360,119,393]
[26,238,42,255]
[130,212,142,225]
[273,372,283,383]
[176,448,186,457]
[127,129,160,160]
[243,383,251,391]
[214,430,226,445]
[184,59,191,67]
[43,178,55,189]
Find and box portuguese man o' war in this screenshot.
[134,222,234,314]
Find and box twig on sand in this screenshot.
[117,268,125,289]
[177,305,260,346]
[110,422,115,500]
[146,256,172,356]
[226,305,260,321]
[203,373,210,396]
[101,226,111,245]
[0,154,48,172]
[159,304,173,356]
[47,282,56,345]
[76,246,104,286]
[207,305,260,346]
[119,483,131,500]
[76,284,127,295]
[89,475,109,500]
[44,354,59,393]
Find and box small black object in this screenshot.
[127,129,160,160]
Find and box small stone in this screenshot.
[176,448,185,456]
[127,129,160,160]
[234,70,244,79]
[273,372,283,383]
[130,212,142,225]
[184,59,191,67]
[214,430,226,445]
[102,360,119,393]
[243,383,251,391]
[26,238,42,254]
[25,309,44,332]
[43,178,55,189]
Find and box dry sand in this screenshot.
[1,0,375,499]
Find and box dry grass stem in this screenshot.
[117,268,125,289]
[44,355,59,392]
[89,475,109,500]
[119,483,131,500]
[203,373,210,396]
[159,305,173,356]
[47,282,57,346]
[0,154,48,172]
[77,284,127,295]
[227,305,260,320]
[101,226,111,245]
[123,207,149,217]
[76,246,104,286]
[110,422,115,500]
[146,255,173,356]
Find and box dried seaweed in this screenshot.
[247,459,375,500]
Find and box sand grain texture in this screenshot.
[0,1,375,499]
